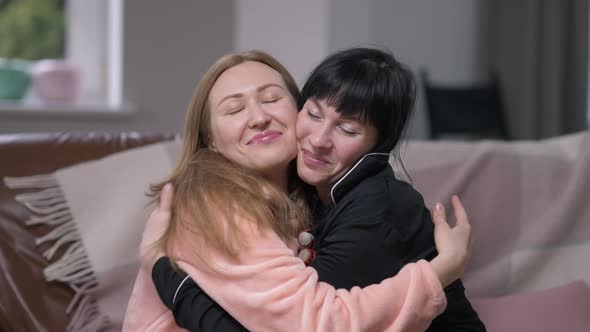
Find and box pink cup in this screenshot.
[32,60,81,104]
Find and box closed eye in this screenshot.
[227,107,245,115]
[338,124,359,136]
[263,98,281,104]
[307,108,321,119]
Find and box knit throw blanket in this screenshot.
[3,140,181,331]
[397,131,590,297]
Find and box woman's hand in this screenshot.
[429,195,472,288]
[139,183,174,272]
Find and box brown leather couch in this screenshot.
[0,132,173,332]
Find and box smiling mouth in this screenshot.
[247,131,282,145]
[301,148,330,167]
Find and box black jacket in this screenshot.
[152,153,485,331]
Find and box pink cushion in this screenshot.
[471,281,590,332]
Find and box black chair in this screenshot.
[421,71,509,140]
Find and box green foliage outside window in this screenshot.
[0,0,65,60]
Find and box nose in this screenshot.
[309,124,333,150]
[247,102,271,128]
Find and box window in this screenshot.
[0,0,65,60]
[0,0,125,113]
[0,0,65,103]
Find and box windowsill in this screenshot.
[0,100,137,119]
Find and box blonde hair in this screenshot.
[150,50,309,262]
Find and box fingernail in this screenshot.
[436,202,443,211]
[163,183,171,192]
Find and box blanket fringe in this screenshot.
[26,209,72,226]
[67,295,111,332]
[4,174,111,331]
[4,174,59,188]
[44,241,94,284]
[38,222,81,260]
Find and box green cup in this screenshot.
[0,58,32,100]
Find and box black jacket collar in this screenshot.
[329,153,390,205]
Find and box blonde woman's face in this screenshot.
[207,61,298,175]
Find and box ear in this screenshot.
[209,140,218,152]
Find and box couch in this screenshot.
[1,132,589,331]
[0,133,174,331]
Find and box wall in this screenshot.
[231,0,490,139]
[327,0,373,52]
[121,0,235,134]
[0,0,489,139]
[371,0,489,138]
[234,0,329,86]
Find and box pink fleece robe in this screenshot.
[123,216,446,332]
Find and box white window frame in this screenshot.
[67,0,123,108]
[0,0,131,116]
[588,1,590,127]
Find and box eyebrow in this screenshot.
[216,83,285,108]
[308,98,322,110]
[340,113,364,121]
[309,98,364,122]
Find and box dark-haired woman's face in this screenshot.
[296,98,378,203]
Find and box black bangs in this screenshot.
[298,48,416,152]
[298,57,383,126]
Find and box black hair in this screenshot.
[298,47,416,154]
